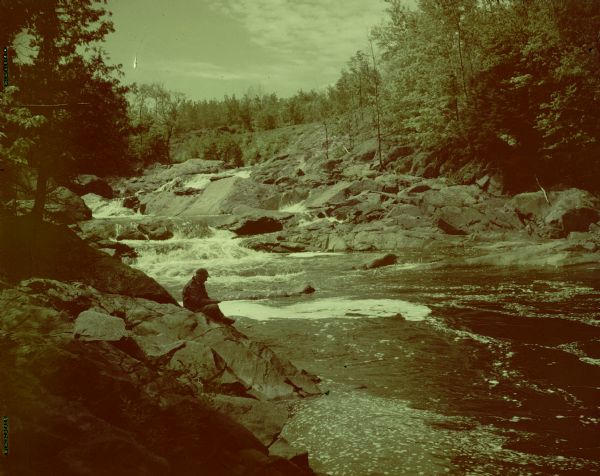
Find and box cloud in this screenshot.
[146,59,266,81]
[209,0,386,72]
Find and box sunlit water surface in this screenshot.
[90,191,600,476]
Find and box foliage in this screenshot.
[371,0,600,190]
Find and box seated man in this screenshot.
[182,268,233,325]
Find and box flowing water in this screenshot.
[87,188,600,476]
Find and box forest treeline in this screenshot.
[1,0,599,219]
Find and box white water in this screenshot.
[220,297,432,321]
[181,173,213,190]
[280,200,308,213]
[124,228,270,289]
[82,193,140,218]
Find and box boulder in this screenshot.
[44,186,93,223]
[305,182,352,209]
[353,138,378,162]
[437,217,468,235]
[122,195,142,211]
[138,223,174,240]
[290,283,316,295]
[420,185,479,211]
[70,174,114,199]
[140,176,275,216]
[213,396,289,446]
[0,304,315,476]
[510,191,551,222]
[229,215,284,236]
[544,189,600,236]
[363,253,398,269]
[0,216,177,305]
[434,206,486,233]
[117,227,147,241]
[73,309,127,341]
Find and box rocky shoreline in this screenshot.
[2,126,599,475]
[76,125,600,268]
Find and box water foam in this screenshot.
[220,297,432,321]
[280,200,308,213]
[82,193,139,218]
[181,173,213,190]
[125,228,270,289]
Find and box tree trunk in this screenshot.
[31,161,49,221]
[323,121,329,161]
[370,41,384,171]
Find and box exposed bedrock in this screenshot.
[0,277,321,475]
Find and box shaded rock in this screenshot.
[353,139,377,162]
[122,195,143,212]
[0,216,177,305]
[138,223,174,240]
[70,174,114,199]
[1,278,322,456]
[0,321,311,476]
[117,227,147,241]
[544,189,600,236]
[435,206,486,233]
[437,217,468,235]
[270,437,311,471]
[558,208,600,235]
[364,253,398,269]
[213,395,288,447]
[35,186,93,223]
[290,283,316,295]
[230,215,284,236]
[73,309,127,342]
[408,184,431,194]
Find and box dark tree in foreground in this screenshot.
[1,0,131,220]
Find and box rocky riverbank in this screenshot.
[72,124,599,268]
[3,124,598,474]
[0,217,321,475]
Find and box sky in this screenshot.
[103,0,390,100]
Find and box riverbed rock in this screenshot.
[364,253,398,269]
[117,227,147,240]
[543,189,600,237]
[73,309,127,341]
[434,205,486,234]
[229,215,285,236]
[0,278,321,474]
[0,286,315,475]
[70,174,114,199]
[290,283,316,295]
[15,186,94,224]
[0,216,177,304]
[122,195,143,212]
[138,222,174,240]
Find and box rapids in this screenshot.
[88,184,600,476]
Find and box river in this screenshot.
[83,192,600,476]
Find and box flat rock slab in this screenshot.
[74,309,127,341]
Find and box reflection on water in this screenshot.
[122,229,600,475]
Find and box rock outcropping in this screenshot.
[0,278,321,475]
